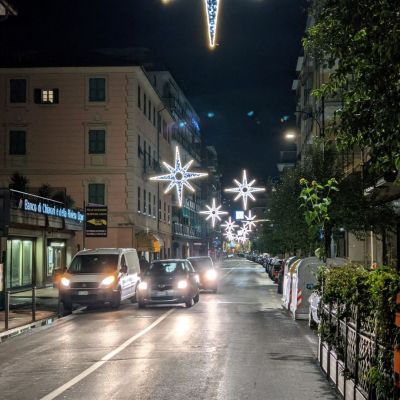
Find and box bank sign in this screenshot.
[24,199,85,223]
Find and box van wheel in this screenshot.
[62,302,73,316]
[111,289,122,309]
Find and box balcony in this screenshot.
[172,222,201,239]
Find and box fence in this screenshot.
[319,303,391,400]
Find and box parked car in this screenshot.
[136,259,200,308]
[268,258,283,281]
[59,248,140,315]
[187,256,218,292]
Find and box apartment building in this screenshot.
[147,70,209,258]
[293,17,400,267]
[0,56,175,290]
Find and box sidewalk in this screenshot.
[0,286,59,336]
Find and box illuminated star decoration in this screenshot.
[221,216,239,233]
[200,198,228,227]
[224,170,265,210]
[150,146,207,207]
[204,0,221,48]
[243,210,257,230]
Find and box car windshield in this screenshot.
[188,258,213,271]
[68,254,118,274]
[145,261,186,277]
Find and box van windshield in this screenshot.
[68,255,119,274]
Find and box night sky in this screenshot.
[1,0,307,184]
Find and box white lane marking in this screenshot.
[40,308,175,400]
[221,268,233,279]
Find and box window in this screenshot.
[138,135,141,158]
[88,183,105,205]
[157,113,161,133]
[148,192,152,215]
[159,200,162,220]
[153,150,157,169]
[148,100,151,120]
[164,202,166,221]
[9,130,26,155]
[143,189,147,214]
[89,130,106,154]
[168,205,171,224]
[143,93,147,115]
[148,145,151,166]
[34,89,59,104]
[88,78,106,102]
[137,187,141,212]
[153,195,156,218]
[153,106,156,126]
[162,120,167,140]
[9,79,27,103]
[137,85,141,108]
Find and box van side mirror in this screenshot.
[120,265,128,274]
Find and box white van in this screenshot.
[59,248,140,314]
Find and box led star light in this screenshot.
[243,210,257,230]
[150,146,207,207]
[200,198,228,227]
[224,170,265,210]
[221,216,239,233]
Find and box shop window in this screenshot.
[9,79,27,103]
[89,129,106,154]
[6,239,33,289]
[9,130,26,155]
[88,78,106,102]
[88,183,105,205]
[47,241,65,280]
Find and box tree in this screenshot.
[9,172,28,191]
[304,0,400,174]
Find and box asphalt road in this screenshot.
[0,258,338,400]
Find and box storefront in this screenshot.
[0,189,84,302]
[136,230,164,261]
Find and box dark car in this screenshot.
[187,256,218,292]
[137,259,200,308]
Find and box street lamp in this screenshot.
[284,130,297,141]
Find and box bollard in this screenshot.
[4,290,9,331]
[32,286,36,322]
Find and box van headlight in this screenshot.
[205,269,217,281]
[60,277,70,287]
[138,281,148,290]
[100,275,115,287]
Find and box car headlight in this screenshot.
[100,275,115,287]
[205,269,217,281]
[138,281,148,290]
[177,280,188,289]
[60,277,70,287]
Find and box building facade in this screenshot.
[147,70,210,258]
[0,64,174,269]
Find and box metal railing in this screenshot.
[3,286,60,332]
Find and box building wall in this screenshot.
[0,66,173,257]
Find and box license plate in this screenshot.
[78,290,89,295]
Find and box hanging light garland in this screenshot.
[161,0,221,48]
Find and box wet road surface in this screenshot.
[0,258,338,400]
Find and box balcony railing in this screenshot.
[172,222,201,239]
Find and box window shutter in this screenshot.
[53,89,59,104]
[34,89,41,104]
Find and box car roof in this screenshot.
[76,248,135,256]
[151,259,187,263]
[187,256,212,260]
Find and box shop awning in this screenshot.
[136,231,164,252]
